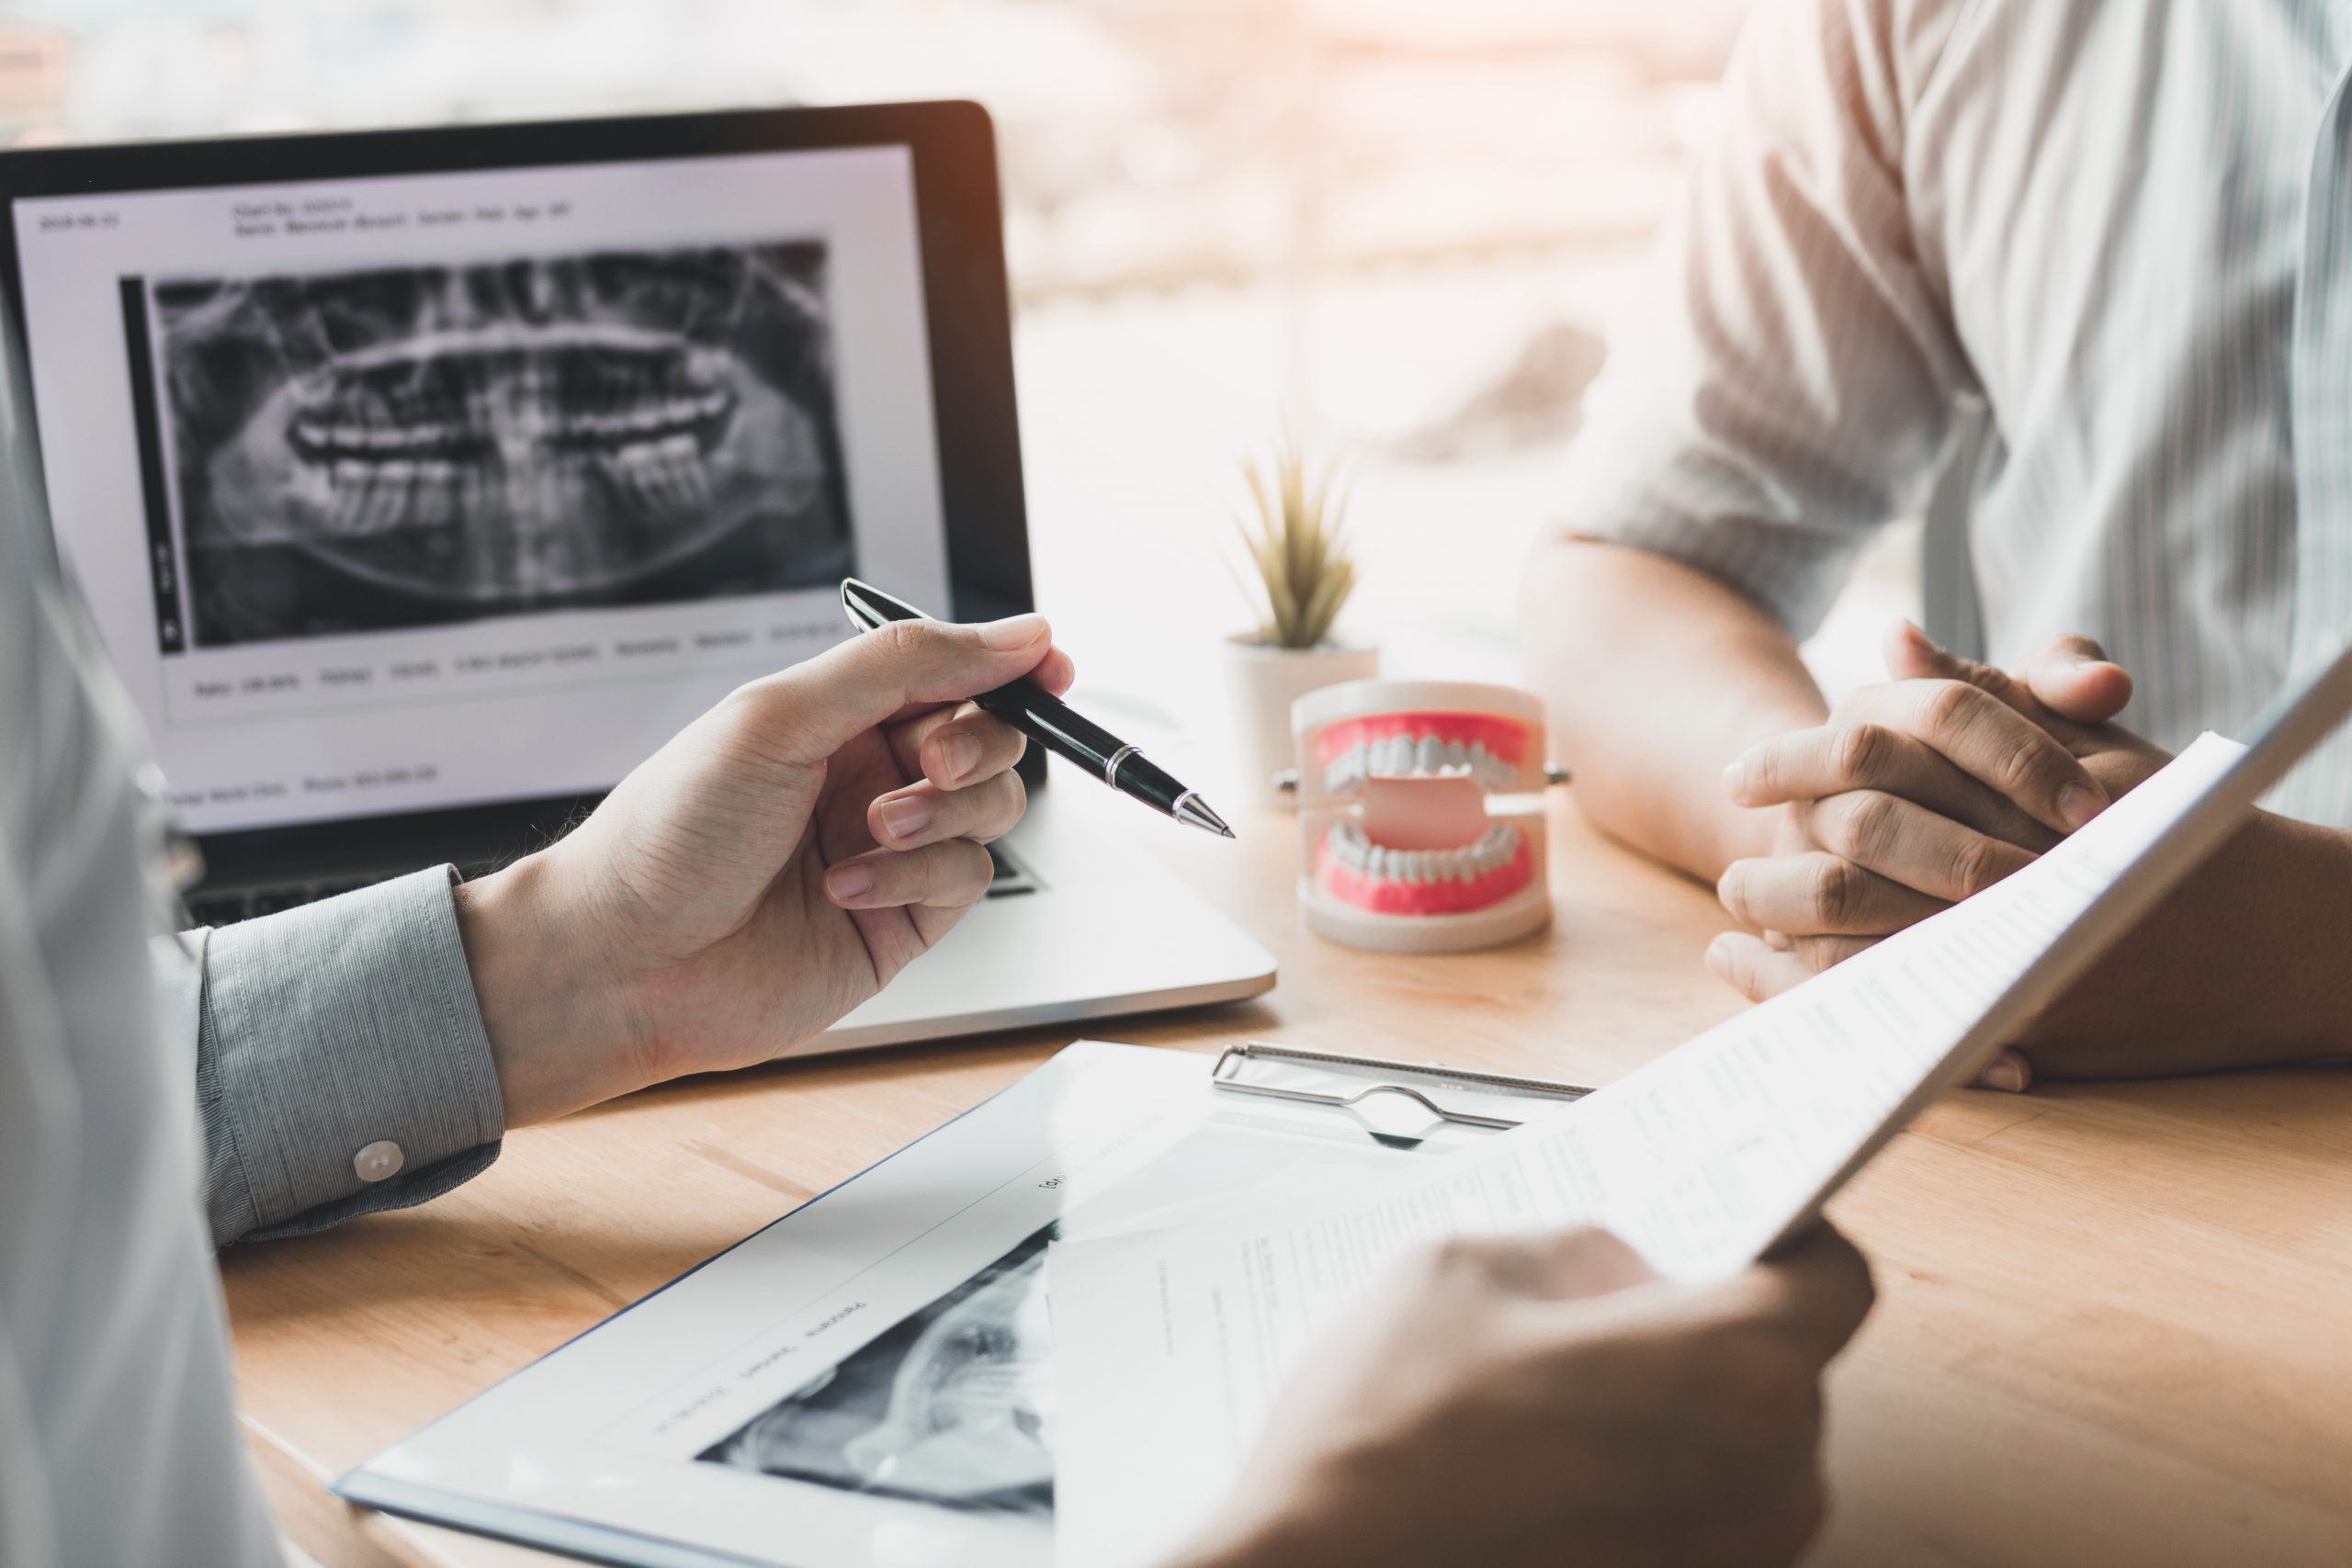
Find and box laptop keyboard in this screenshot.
[186,843,1036,928]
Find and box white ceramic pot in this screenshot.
[1221,634,1379,808]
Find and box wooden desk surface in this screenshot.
[222,795,2352,1568]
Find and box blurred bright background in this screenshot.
[0,0,1916,768]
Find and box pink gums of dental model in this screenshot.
[1313,711,1529,776]
[1313,829,1535,916]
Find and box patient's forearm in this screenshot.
[1520,536,1826,880]
[2020,810,2352,1075]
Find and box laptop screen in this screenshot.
[11,142,955,835]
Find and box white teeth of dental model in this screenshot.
[1320,736,1521,795]
[1329,820,1522,881]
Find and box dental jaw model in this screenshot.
[1292,680,1555,953]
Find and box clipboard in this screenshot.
[334,1038,1579,1568]
[1209,1042,1591,1145]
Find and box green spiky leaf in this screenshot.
[1232,439,1361,649]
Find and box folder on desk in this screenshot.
[335,1038,1556,1568]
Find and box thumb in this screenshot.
[1736,1224,1877,1366]
[1503,1227,1660,1303]
[1883,618,2020,702]
[1975,1045,2033,1093]
[2014,634,2133,725]
[732,615,1057,767]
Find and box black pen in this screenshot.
[840,579,1235,839]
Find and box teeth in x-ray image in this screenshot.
[696,1224,1057,1517]
[287,326,742,544]
[153,244,854,646]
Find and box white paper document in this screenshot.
[1047,732,2263,1568]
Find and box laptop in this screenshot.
[0,101,1276,1054]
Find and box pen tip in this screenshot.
[1174,793,1237,839]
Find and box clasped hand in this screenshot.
[1701,621,2352,1086]
[1708,623,2150,988]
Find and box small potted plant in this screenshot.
[1222,439,1377,807]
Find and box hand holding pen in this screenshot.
[842,579,1235,838]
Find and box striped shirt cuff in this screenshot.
[1565,493,1867,642]
[197,866,504,1247]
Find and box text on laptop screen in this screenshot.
[13,145,952,833]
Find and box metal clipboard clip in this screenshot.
[1210,1042,1595,1148]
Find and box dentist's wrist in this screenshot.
[454,851,650,1126]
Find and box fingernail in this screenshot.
[1719,759,1746,800]
[979,614,1049,649]
[1704,935,1733,976]
[879,796,932,841]
[2058,784,2103,831]
[826,863,875,902]
[936,733,979,784]
[1983,1057,2026,1093]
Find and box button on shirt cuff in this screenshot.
[196,867,505,1247]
